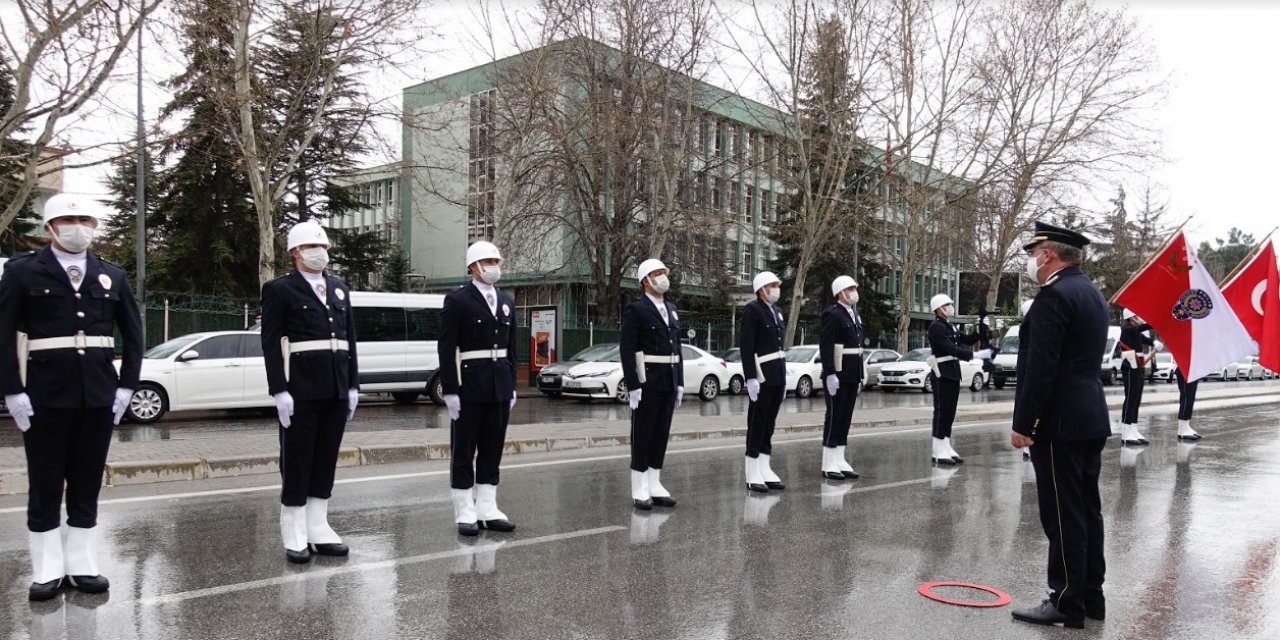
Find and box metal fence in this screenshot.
[140,293,259,347]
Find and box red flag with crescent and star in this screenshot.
[1114,231,1256,382]
[1221,239,1279,372]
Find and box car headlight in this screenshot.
[577,370,615,379]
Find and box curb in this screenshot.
[0,392,1272,496]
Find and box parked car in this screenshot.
[1150,352,1175,382]
[117,331,274,423]
[990,325,1020,389]
[1235,356,1269,380]
[559,343,731,404]
[535,343,618,396]
[877,348,987,393]
[719,348,745,395]
[783,345,824,398]
[862,349,902,389]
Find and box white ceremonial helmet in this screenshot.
[930,293,954,312]
[286,220,331,251]
[831,275,858,296]
[465,241,503,268]
[1020,299,1034,315]
[636,258,668,283]
[753,271,782,292]
[41,193,102,224]
[1122,308,1136,320]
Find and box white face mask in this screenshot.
[941,304,954,318]
[300,247,329,272]
[479,264,502,285]
[765,287,781,304]
[848,291,860,305]
[1026,252,1043,284]
[650,274,670,294]
[53,222,95,253]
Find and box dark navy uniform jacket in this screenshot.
[1118,322,1154,370]
[740,299,786,387]
[0,247,143,409]
[619,295,684,392]
[819,303,865,383]
[928,317,978,381]
[1012,266,1110,442]
[437,281,516,404]
[261,271,359,400]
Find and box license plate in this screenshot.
[564,381,580,389]
[540,376,556,383]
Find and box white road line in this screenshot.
[134,525,625,606]
[811,477,934,497]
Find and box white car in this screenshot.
[877,348,987,393]
[783,345,824,398]
[117,331,274,423]
[1150,352,1175,382]
[863,349,902,389]
[560,343,731,404]
[719,347,745,395]
[1234,356,1269,380]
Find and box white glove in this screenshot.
[1153,340,1164,352]
[746,378,760,402]
[973,348,994,361]
[274,391,295,428]
[674,386,684,409]
[825,374,839,396]
[510,391,517,411]
[4,393,34,432]
[347,388,359,421]
[444,394,461,421]
[981,316,991,327]
[112,388,134,425]
[628,388,642,410]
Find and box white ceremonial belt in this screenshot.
[926,355,955,377]
[754,350,785,384]
[460,348,508,361]
[641,354,680,364]
[27,333,115,351]
[289,338,347,353]
[832,345,863,373]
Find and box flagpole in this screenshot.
[1108,217,1192,304]
[1217,227,1278,288]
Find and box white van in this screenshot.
[992,324,1122,388]
[1099,325,1123,385]
[348,291,446,404]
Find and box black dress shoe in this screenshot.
[1177,433,1202,441]
[1121,439,1150,446]
[1085,602,1105,621]
[1011,599,1084,629]
[841,469,860,479]
[285,548,312,564]
[66,575,109,594]
[651,496,677,508]
[29,578,63,601]
[633,498,653,510]
[765,481,786,490]
[457,522,480,537]
[309,542,349,557]
[951,455,964,464]
[932,457,957,466]
[480,519,516,532]
[823,470,846,480]
[746,482,769,493]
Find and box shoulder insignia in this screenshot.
[97,256,126,270]
[7,250,37,262]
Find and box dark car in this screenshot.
[535,343,621,397]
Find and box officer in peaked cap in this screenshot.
[0,192,143,600]
[740,271,788,493]
[819,275,865,481]
[926,292,991,465]
[619,258,684,510]
[1010,220,1111,629]
[438,240,518,536]
[261,220,360,563]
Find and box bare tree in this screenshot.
[966,0,1161,310]
[0,0,163,236]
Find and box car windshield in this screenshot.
[1000,333,1020,354]
[144,335,202,360]
[722,349,741,363]
[785,346,816,363]
[1156,353,1172,364]
[570,344,619,362]
[901,348,931,362]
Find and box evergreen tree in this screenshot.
[328,227,388,290]
[1198,227,1257,282]
[380,245,411,292]
[97,151,163,272]
[0,52,41,254]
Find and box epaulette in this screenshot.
[6,250,37,263]
[97,256,126,270]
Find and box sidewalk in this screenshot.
[1,387,1275,495]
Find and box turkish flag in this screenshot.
[1114,232,1256,382]
[1222,240,1280,372]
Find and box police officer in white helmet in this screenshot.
[819,275,865,480]
[619,258,684,510]
[0,193,144,599]
[927,293,991,465]
[437,241,518,536]
[740,271,788,492]
[261,220,360,563]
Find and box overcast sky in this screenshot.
[58,0,1279,252]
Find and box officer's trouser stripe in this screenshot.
[1050,442,1071,604]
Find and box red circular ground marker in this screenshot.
[917,581,1012,608]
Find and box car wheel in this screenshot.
[969,372,984,392]
[729,375,744,395]
[428,376,445,405]
[126,383,168,424]
[1100,369,1113,385]
[923,373,934,394]
[796,376,813,398]
[392,392,419,404]
[699,375,720,401]
[614,379,628,404]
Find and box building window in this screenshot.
[741,242,754,281]
[468,90,498,243]
[728,180,740,219]
[745,186,755,226]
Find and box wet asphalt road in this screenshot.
[2,377,1271,449]
[2,398,1278,639]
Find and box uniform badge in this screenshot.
[98,274,113,290]
[335,288,345,301]
[502,303,510,316]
